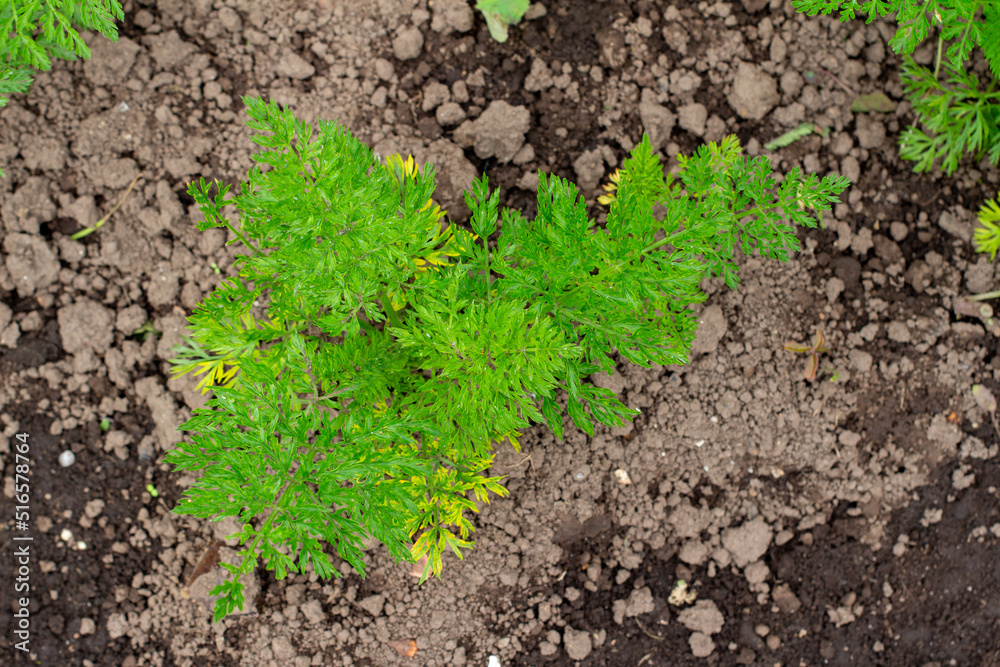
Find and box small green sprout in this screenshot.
[133,320,162,342]
[210,261,221,274]
[100,418,111,432]
[71,174,143,239]
[765,122,827,151]
[146,484,159,497]
[784,329,828,381]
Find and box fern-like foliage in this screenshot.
[791,1,1000,76]
[898,57,1000,175]
[169,96,850,621]
[0,0,124,177]
[792,1,1000,175]
[974,194,1000,260]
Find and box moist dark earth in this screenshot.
[1,0,999,665]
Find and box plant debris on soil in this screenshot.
[1,0,999,665]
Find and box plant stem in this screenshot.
[380,295,403,329]
[933,35,943,80]
[967,290,1000,301]
[219,215,263,259]
[234,478,292,583]
[70,172,143,239]
[297,385,360,404]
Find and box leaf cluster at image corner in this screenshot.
[791,0,1000,76]
[0,0,125,177]
[791,0,1000,175]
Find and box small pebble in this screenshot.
[60,529,73,542]
[59,450,76,467]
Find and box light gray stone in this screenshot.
[691,305,728,355]
[728,61,780,120]
[393,27,424,60]
[563,626,593,661]
[4,233,60,298]
[430,0,474,33]
[453,100,531,163]
[677,599,725,635]
[721,517,772,567]
[58,298,114,354]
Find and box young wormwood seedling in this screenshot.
[168,95,849,621]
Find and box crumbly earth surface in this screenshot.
[1,0,999,665]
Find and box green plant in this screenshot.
[167,95,849,621]
[0,0,125,178]
[475,0,529,43]
[132,320,161,342]
[974,193,1000,259]
[764,122,829,151]
[791,0,1000,175]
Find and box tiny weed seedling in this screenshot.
[167,95,849,621]
[70,173,143,239]
[132,320,161,342]
[668,579,698,606]
[784,329,828,381]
